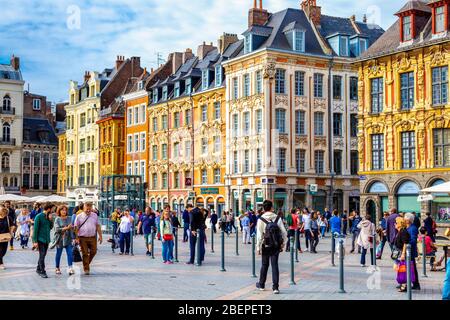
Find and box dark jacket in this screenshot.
[189,208,206,231]
[182,210,190,225]
[7,208,16,227]
[171,216,181,229]
[351,216,362,233]
[386,213,399,244]
[210,213,218,225]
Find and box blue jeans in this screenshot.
[360,247,374,266]
[189,229,206,263]
[119,232,131,253]
[443,260,450,300]
[183,224,189,242]
[20,234,29,247]
[320,226,326,237]
[55,245,73,268]
[162,240,174,262]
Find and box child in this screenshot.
[418,227,437,269]
[241,213,251,244]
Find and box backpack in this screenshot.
[286,214,293,227]
[260,216,283,253]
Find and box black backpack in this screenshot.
[260,216,283,253]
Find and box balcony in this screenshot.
[0,138,16,146]
[0,108,16,115]
[1,167,10,173]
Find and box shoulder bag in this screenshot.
[0,216,12,243]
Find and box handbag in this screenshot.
[163,234,174,241]
[396,260,416,284]
[72,244,82,263]
[0,216,12,243]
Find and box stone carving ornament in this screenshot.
[263,62,276,79]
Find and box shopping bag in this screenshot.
[72,245,82,263]
[396,260,416,284]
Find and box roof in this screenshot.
[395,0,431,15]
[0,64,22,81]
[22,118,58,145]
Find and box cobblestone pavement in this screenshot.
[0,230,445,300]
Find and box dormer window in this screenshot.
[244,34,253,54]
[162,86,168,100]
[152,88,158,103]
[340,36,349,56]
[435,6,446,33]
[202,70,209,90]
[185,78,192,95]
[138,81,144,91]
[32,99,41,111]
[293,30,305,52]
[174,82,180,98]
[215,65,222,87]
[402,15,412,41]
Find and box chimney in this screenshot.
[182,48,194,63]
[84,71,91,83]
[363,14,367,23]
[10,55,20,71]
[248,0,270,27]
[301,0,321,26]
[350,15,356,22]
[172,52,184,74]
[197,42,216,60]
[116,55,125,70]
[218,33,239,54]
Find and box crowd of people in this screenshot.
[0,199,449,299]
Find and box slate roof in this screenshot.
[0,64,22,81]
[23,118,58,145]
[395,0,431,15]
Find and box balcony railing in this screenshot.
[0,108,16,115]
[0,138,16,146]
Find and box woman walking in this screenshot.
[0,207,15,270]
[160,211,174,264]
[357,215,375,267]
[53,205,75,275]
[17,208,31,249]
[309,212,320,253]
[318,213,328,238]
[394,216,412,292]
[118,210,134,255]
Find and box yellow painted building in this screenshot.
[357,0,450,224]
[57,132,67,195]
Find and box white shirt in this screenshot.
[302,214,311,230]
[119,216,133,233]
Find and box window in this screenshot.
[140,133,146,152]
[80,138,85,153]
[295,110,306,135]
[23,174,30,189]
[244,74,250,97]
[201,105,207,122]
[244,150,250,173]
[334,151,342,175]
[275,109,286,133]
[433,129,450,167]
[215,65,222,87]
[2,123,10,142]
[256,149,262,172]
[295,71,305,96]
[43,174,49,190]
[185,141,191,159]
[275,69,286,94]
[174,82,180,98]
[314,73,324,98]
[201,138,208,155]
[371,134,384,170]
[233,78,239,100]
[256,71,263,94]
[134,107,139,124]
[350,114,358,137]
[162,86,168,100]
[214,136,221,153]
[32,99,41,110]
[140,161,146,182]
[350,77,358,100]
[294,30,305,52]
[1,153,9,171]
[435,6,446,33]
[201,169,208,184]
[127,135,132,153]
[162,144,167,160]
[400,72,414,110]
[152,173,158,189]
[174,172,180,189]
[403,15,412,41]
[134,134,139,152]
[23,152,31,166]
[80,113,86,127]
[333,113,343,136]
[174,112,180,128]
[233,151,238,174]
[351,151,359,175]
[295,149,306,173]
[256,109,262,134]
[243,112,250,135]
[162,173,168,189]
[52,153,58,168]
[401,132,416,169]
[333,75,342,100]
[314,150,324,174]
[42,153,49,167]
[232,114,239,137]
[152,117,158,131]
[340,36,349,56]
[214,102,221,120]
[277,148,286,173]
[173,142,180,159]
[152,145,158,161]
[140,105,146,123]
[432,66,448,106]
[2,95,11,111]
[202,69,209,90]
[33,174,40,189]
[185,109,192,126]
[214,168,221,184]
[185,78,192,95]
[244,34,252,54]
[152,88,158,103]
[162,115,168,130]
[314,112,324,136]
[371,78,384,113]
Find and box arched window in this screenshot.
[2,177,8,187]
[2,123,10,142]
[2,95,11,111]
[1,153,9,171]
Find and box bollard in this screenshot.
[251,234,256,278]
[174,228,179,263]
[195,229,202,266]
[151,229,155,259]
[338,238,346,293]
[235,220,239,256]
[295,231,299,263]
[289,237,296,285]
[422,238,427,277]
[220,228,226,272]
[331,233,336,267]
[406,244,412,300]
[372,229,376,267]
[211,225,215,253]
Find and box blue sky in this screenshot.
[0,0,400,103]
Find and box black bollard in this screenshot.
[338,238,346,293]
[331,233,336,266]
[372,229,376,267]
[251,234,256,278]
[151,229,155,259]
[130,218,135,256]
[174,228,179,263]
[406,244,412,300]
[220,228,226,272]
[211,225,215,253]
[235,220,239,256]
[289,237,296,285]
[422,238,427,277]
[195,229,202,266]
[295,230,299,263]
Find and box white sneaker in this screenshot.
[273,289,280,294]
[0,265,5,270]
[361,264,366,267]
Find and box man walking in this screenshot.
[32,203,54,278]
[186,204,206,264]
[210,210,218,233]
[301,209,311,252]
[74,202,103,275]
[182,208,190,242]
[256,200,287,294]
[376,212,389,259]
[137,207,156,256]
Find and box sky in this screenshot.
[0,0,400,103]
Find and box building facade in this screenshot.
[223,0,384,214]
[57,132,67,195]
[0,55,24,194]
[357,0,450,223]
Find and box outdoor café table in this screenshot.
[435,240,450,271]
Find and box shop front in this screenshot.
[396,181,421,215]
[274,189,287,213]
[312,190,326,213]
[293,189,306,209]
